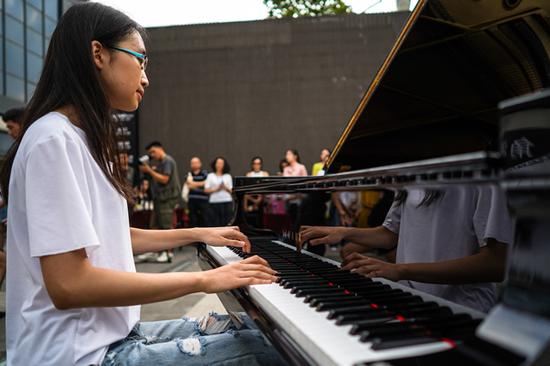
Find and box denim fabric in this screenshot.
[101,312,287,366]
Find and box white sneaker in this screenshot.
[155,251,171,263]
[134,252,157,263]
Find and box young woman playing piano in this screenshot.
[1,3,284,365]
[300,186,513,313]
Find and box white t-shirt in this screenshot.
[6,112,139,365]
[382,186,514,313]
[246,171,268,178]
[205,173,233,203]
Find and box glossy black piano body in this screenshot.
[198,0,550,365]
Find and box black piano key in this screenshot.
[293,288,344,297]
[357,314,476,339]
[294,288,344,297]
[399,306,454,318]
[289,284,339,293]
[280,275,322,282]
[326,301,434,320]
[362,320,481,346]
[282,279,326,288]
[370,336,440,350]
[333,301,447,325]
[336,311,392,325]
[309,268,348,274]
[331,278,381,285]
[279,274,320,282]
[439,320,483,341]
[328,283,385,292]
[322,274,370,283]
[280,273,322,282]
[353,315,447,336]
[344,284,392,293]
[369,295,423,307]
[357,293,418,304]
[306,293,361,305]
[315,299,370,311]
[304,290,361,302]
[325,270,366,282]
[275,267,305,273]
[363,331,430,344]
[327,304,380,319]
[344,316,396,328]
[353,288,403,297]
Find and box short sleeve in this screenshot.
[473,186,515,247]
[25,136,100,257]
[164,160,174,176]
[204,173,214,190]
[382,200,402,234]
[156,160,172,178]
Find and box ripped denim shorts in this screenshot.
[101,312,287,366]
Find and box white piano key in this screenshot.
[205,244,472,365]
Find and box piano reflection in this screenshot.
[198,1,550,365]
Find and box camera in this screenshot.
[138,155,150,165]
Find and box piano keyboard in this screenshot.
[205,239,487,366]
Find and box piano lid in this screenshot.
[327,0,550,173]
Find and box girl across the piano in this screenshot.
[1,3,285,366]
[299,185,514,313]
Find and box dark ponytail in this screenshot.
[0,2,145,203]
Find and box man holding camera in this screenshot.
[139,141,181,262]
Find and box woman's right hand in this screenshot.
[199,255,277,293]
[299,226,348,246]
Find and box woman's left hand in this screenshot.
[341,253,403,281]
[195,226,251,252]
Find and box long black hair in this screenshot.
[211,156,231,174]
[395,190,444,207]
[0,3,145,203]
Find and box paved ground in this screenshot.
[138,246,226,321]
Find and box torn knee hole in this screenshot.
[177,338,202,356]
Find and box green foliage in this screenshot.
[264,0,352,18]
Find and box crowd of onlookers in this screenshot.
[128,142,384,262]
[0,106,376,267]
[0,105,356,268]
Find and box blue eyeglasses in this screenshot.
[109,46,148,70]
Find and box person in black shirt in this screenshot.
[186,156,209,227]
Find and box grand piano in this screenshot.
[198,0,550,365]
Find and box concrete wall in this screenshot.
[139,12,409,178]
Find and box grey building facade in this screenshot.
[0,0,83,111]
[140,12,410,177]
